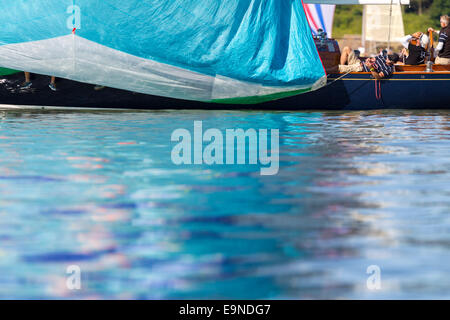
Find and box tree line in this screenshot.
[407,0,450,20]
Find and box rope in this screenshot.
[375,79,382,100]
[326,68,383,101]
[325,70,354,87]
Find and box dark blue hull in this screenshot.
[1,71,449,110]
[303,72,450,110]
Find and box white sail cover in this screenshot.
[363,4,405,43]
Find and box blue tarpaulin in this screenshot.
[0,0,326,103]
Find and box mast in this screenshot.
[387,0,393,50]
[362,5,366,53]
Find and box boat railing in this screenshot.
[326,64,450,75]
[394,64,450,72]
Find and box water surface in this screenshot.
[0,108,449,299]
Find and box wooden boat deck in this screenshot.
[327,64,450,76]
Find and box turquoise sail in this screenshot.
[0,0,326,103]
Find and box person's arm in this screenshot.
[400,35,412,49]
[365,59,383,79]
[428,28,440,35]
[370,69,383,80]
[435,32,447,55]
[435,41,443,55]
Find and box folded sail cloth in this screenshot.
[0,0,326,103]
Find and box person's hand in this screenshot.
[428,27,435,33]
[365,57,375,66]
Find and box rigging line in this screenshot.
[325,70,353,86]
[387,0,394,50]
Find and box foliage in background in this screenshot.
[429,0,450,20]
[405,0,433,15]
[332,1,449,39]
[333,5,362,38]
[403,11,434,34]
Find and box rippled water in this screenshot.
[0,108,449,299]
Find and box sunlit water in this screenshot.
[0,108,449,299]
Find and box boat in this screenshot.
[0,0,449,110]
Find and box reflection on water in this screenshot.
[0,108,449,299]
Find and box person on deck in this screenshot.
[428,15,450,65]
[21,72,57,91]
[49,76,57,91]
[362,53,399,80]
[338,47,399,79]
[338,46,364,72]
[21,72,32,89]
[399,32,429,65]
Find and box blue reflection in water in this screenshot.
[0,109,449,299]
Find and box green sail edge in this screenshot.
[0,68,19,76]
[209,87,311,105]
